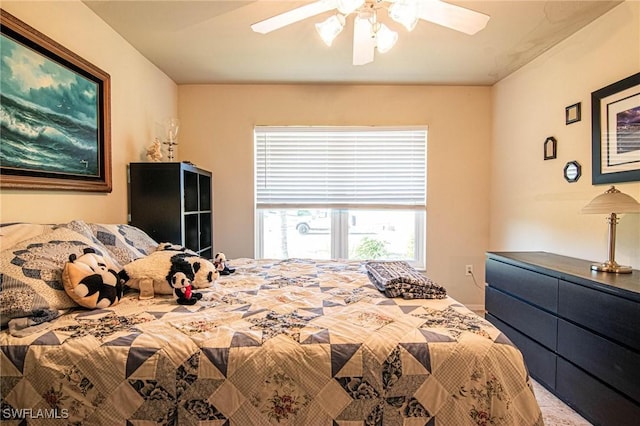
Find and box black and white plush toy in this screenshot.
[156,242,196,255]
[164,254,204,305]
[119,245,217,300]
[157,243,220,285]
[62,248,124,309]
[168,271,202,305]
[213,252,235,275]
[181,252,219,285]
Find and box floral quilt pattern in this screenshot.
[0,259,543,425]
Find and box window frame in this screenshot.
[254,126,427,268]
[255,207,425,268]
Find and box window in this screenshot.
[255,126,427,268]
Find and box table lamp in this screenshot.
[581,186,640,273]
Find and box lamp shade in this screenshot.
[316,14,345,46]
[337,0,364,15]
[389,0,419,31]
[375,23,398,53]
[581,186,640,214]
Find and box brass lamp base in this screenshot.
[588,211,634,274]
[591,261,633,274]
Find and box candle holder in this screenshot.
[162,118,180,161]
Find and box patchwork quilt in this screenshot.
[0,258,543,425]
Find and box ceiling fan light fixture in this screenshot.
[252,0,491,64]
[337,0,365,15]
[375,23,398,53]
[316,14,346,46]
[388,0,419,31]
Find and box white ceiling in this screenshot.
[83,0,621,85]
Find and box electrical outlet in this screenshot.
[465,265,473,276]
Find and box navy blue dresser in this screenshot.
[485,251,640,426]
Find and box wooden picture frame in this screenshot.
[591,72,640,184]
[544,136,557,160]
[0,9,112,192]
[565,102,581,125]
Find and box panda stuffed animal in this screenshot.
[213,252,235,275]
[156,242,196,255]
[62,248,124,309]
[119,247,218,299]
[169,272,202,305]
[157,243,220,287]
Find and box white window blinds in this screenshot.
[255,126,427,209]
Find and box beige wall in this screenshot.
[3,0,637,307]
[179,85,492,307]
[0,0,178,224]
[491,1,640,269]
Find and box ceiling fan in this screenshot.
[251,0,490,66]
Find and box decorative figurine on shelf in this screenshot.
[146,138,163,162]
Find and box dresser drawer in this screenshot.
[486,258,558,313]
[556,358,640,426]
[558,280,640,352]
[487,313,556,390]
[485,287,557,350]
[558,319,640,403]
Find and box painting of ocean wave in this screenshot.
[1,30,99,177]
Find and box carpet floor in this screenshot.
[532,380,592,425]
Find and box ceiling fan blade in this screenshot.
[353,15,375,65]
[418,0,489,35]
[251,0,337,34]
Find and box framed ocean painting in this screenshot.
[0,9,111,192]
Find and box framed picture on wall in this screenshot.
[591,72,640,184]
[0,9,112,192]
[544,136,557,160]
[565,102,581,125]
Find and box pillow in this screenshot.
[0,222,55,251]
[58,220,158,266]
[86,223,158,265]
[62,248,123,309]
[58,220,121,260]
[0,226,117,327]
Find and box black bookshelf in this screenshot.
[129,162,213,259]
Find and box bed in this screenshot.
[0,220,543,425]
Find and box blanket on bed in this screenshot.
[366,260,447,299]
[0,258,542,425]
